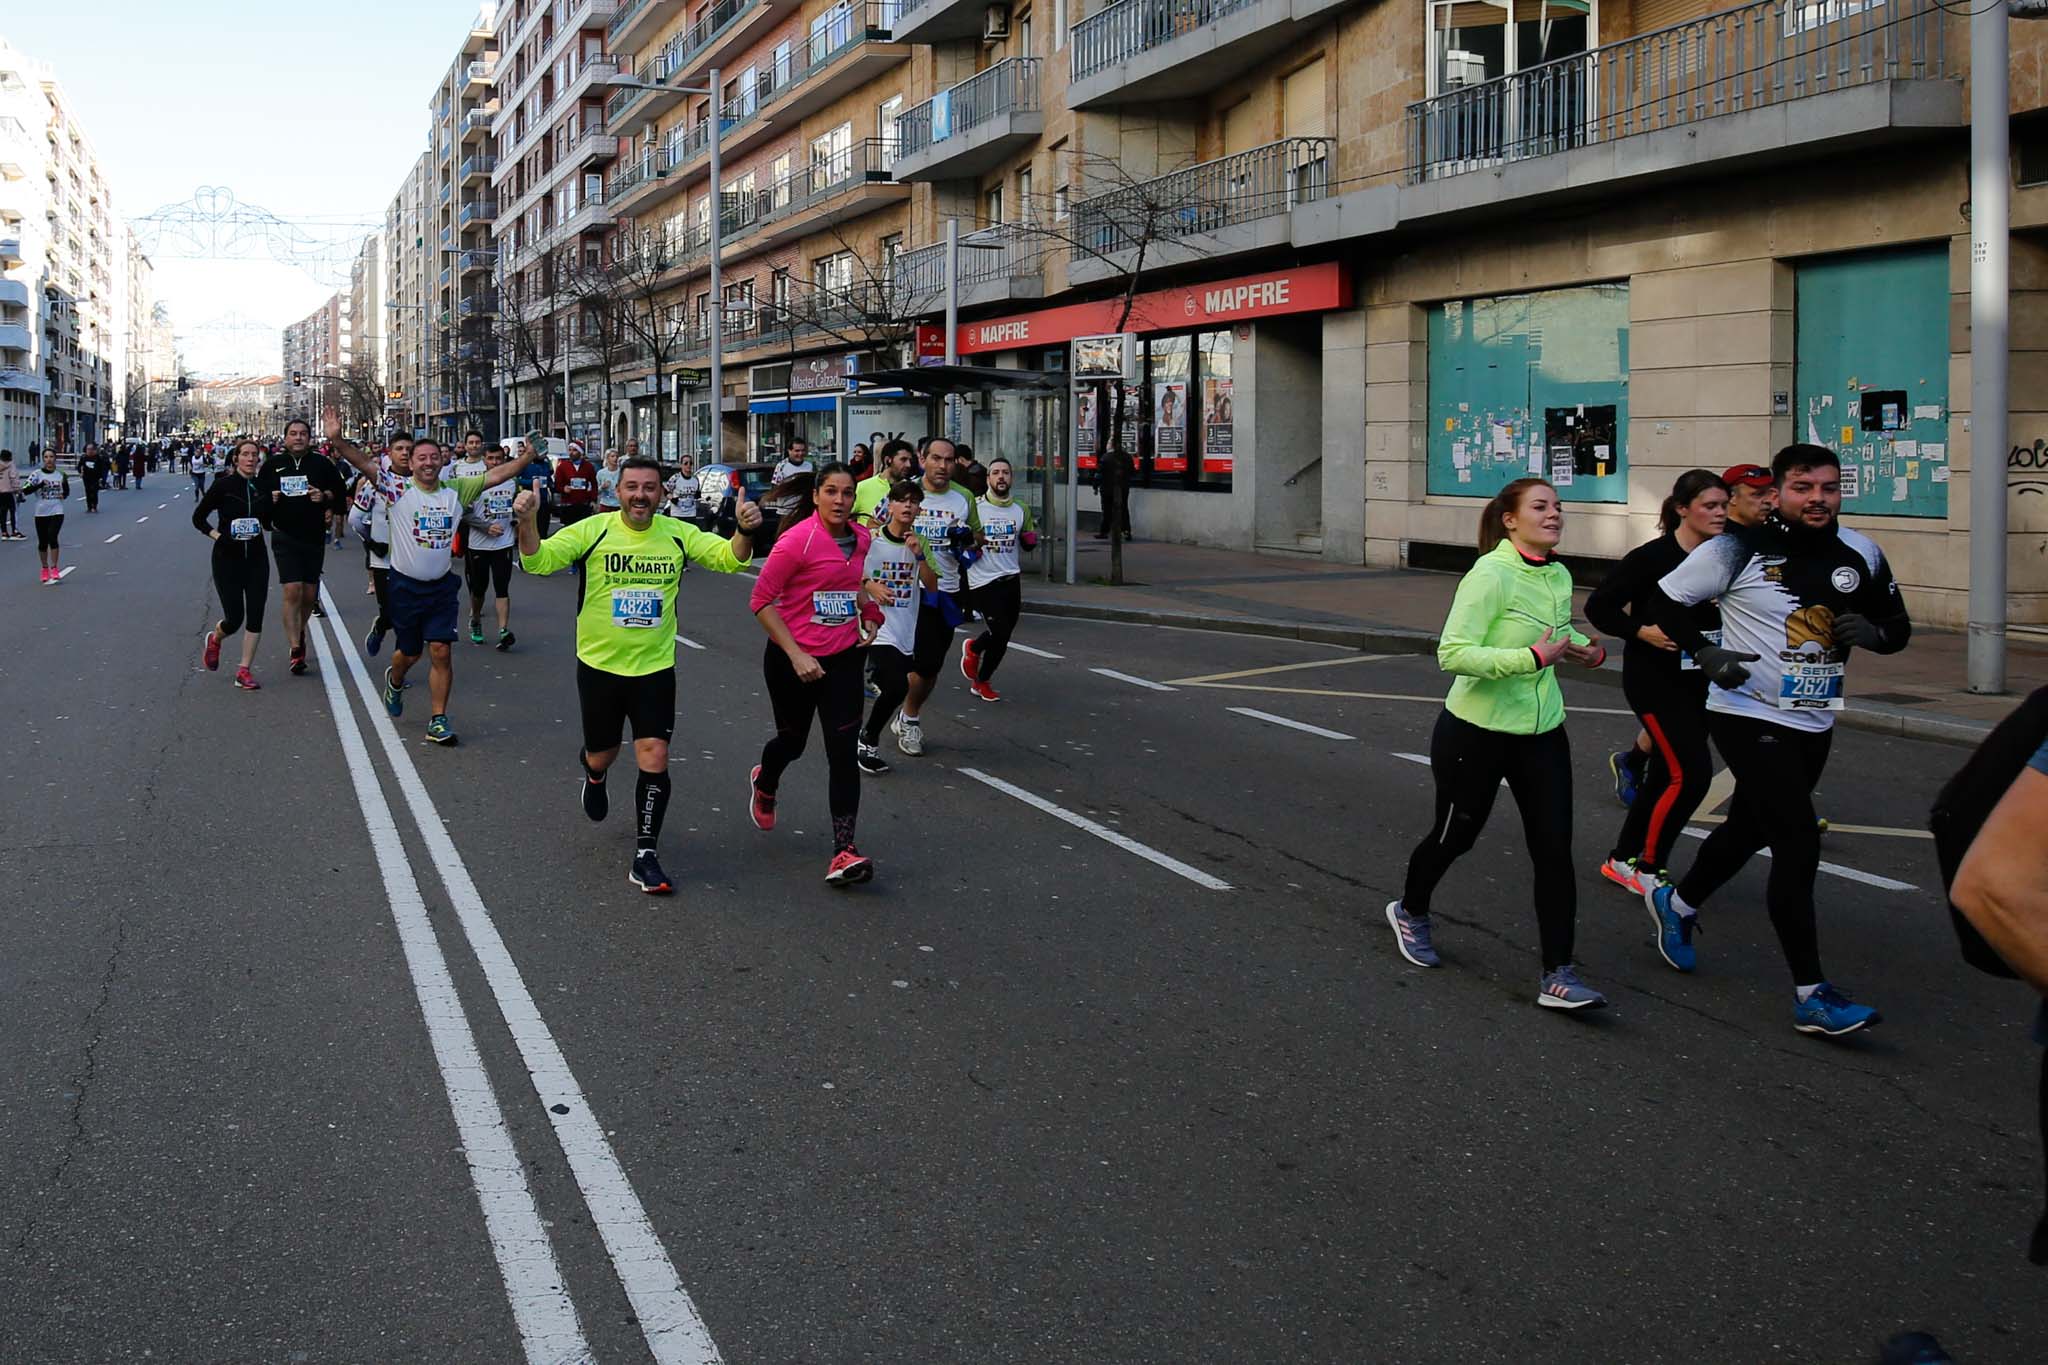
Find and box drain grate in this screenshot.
[1858,692,1933,705]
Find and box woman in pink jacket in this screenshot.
[748,463,882,885]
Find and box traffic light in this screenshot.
[292,370,304,387]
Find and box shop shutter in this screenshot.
[1282,59,1327,141]
[1223,98,1263,157]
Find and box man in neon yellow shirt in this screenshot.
[513,457,761,895]
[854,440,917,526]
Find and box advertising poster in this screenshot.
[1154,381,1187,472]
[1202,377,1233,473]
[1072,333,1133,380]
[1075,388,1098,470]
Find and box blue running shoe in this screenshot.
[364,620,386,657]
[381,667,403,718]
[424,714,457,746]
[1793,983,1880,1037]
[1609,748,1643,807]
[1385,900,1440,968]
[1537,965,1608,1010]
[1644,883,1698,973]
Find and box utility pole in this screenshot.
[1967,2,2011,693]
[708,65,723,466]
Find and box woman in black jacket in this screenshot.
[1584,469,1728,902]
[193,439,273,690]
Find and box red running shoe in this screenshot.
[825,848,874,885]
[959,637,979,684]
[203,630,221,671]
[234,667,261,691]
[748,764,776,831]
[969,680,1001,704]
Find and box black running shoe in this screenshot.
[496,629,515,652]
[629,850,673,895]
[288,645,307,676]
[579,755,608,822]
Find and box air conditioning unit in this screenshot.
[982,5,1010,40]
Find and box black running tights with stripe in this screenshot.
[1675,713,1831,984]
[1609,673,1712,873]
[212,545,270,636]
[757,642,863,851]
[1402,708,1578,972]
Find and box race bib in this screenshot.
[415,506,456,549]
[1679,628,1722,673]
[280,475,310,497]
[229,517,261,541]
[810,590,858,627]
[1778,656,1845,711]
[568,478,589,491]
[611,587,662,628]
[481,491,514,520]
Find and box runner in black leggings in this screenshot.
[193,439,272,689]
[1584,469,1728,910]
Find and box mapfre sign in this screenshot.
[953,263,1350,355]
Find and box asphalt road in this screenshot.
[2,479,2043,1364]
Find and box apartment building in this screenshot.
[384,151,432,433]
[427,9,503,441]
[187,375,288,434]
[350,233,385,392]
[875,0,2048,628]
[281,292,352,412]
[0,36,156,455]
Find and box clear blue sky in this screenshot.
[5,3,487,374]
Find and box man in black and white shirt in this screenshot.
[1650,443,1911,1037]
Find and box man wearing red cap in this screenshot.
[553,441,600,527]
[1721,463,1778,528]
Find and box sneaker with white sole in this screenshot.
[1386,900,1440,968]
[1599,856,1647,896]
[1536,966,1608,1011]
[895,715,924,757]
[856,740,891,775]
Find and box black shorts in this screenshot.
[271,531,327,585]
[911,591,966,678]
[464,545,513,598]
[577,661,675,753]
[34,514,62,550]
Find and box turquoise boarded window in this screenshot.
[1426,283,1629,504]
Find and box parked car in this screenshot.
[690,462,785,547]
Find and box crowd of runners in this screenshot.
[11,419,1921,1040]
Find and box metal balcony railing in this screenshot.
[460,292,500,317]
[605,52,671,124]
[1070,0,1260,83]
[1072,137,1333,253]
[607,0,661,39]
[891,222,1043,299]
[465,59,496,85]
[740,137,897,235]
[460,153,498,179]
[459,199,498,228]
[459,248,498,272]
[462,109,495,136]
[897,58,1039,158]
[1405,0,1950,182]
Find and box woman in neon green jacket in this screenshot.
[1386,477,1612,1010]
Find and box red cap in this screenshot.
[1722,464,1773,489]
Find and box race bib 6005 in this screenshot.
[810,590,858,627]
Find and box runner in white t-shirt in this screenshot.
[856,480,937,774]
[463,446,520,650]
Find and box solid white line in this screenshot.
[676,635,705,651]
[1678,827,1915,892]
[105,534,122,543]
[957,766,1231,890]
[1226,706,1354,741]
[1006,641,1064,659]
[1089,666,1176,692]
[306,618,588,1363]
[320,585,724,1364]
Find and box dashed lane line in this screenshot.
[1227,707,1355,741]
[1006,642,1064,660]
[105,534,121,544]
[1183,680,1634,715]
[136,515,148,523]
[677,635,705,651]
[957,767,1232,891]
[1089,667,1176,692]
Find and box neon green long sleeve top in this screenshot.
[1438,539,1591,736]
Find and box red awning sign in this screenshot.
[952,262,1350,355]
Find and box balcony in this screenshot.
[2,237,24,263]
[757,3,909,127]
[0,367,47,395]
[567,129,622,167]
[604,150,673,220]
[0,278,28,307]
[669,0,797,93]
[726,137,905,253]
[464,58,496,92]
[461,107,496,141]
[1068,0,1345,109]
[460,153,497,185]
[891,0,989,44]
[1293,0,1958,246]
[609,0,686,53]
[604,51,684,128]
[560,52,628,109]
[561,189,619,237]
[892,222,1045,314]
[459,199,498,229]
[461,290,500,318]
[1069,137,1332,283]
[0,322,30,350]
[892,58,1041,182]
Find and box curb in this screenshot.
[1024,596,1997,749]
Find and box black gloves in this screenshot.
[1832,612,1888,651]
[1695,644,1761,689]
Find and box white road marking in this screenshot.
[305,618,589,1363]
[136,515,148,523]
[1089,667,1176,692]
[1677,827,1916,892]
[1394,750,1506,787]
[319,586,725,1364]
[105,534,122,543]
[1227,707,1354,741]
[676,635,705,651]
[958,766,1231,890]
[56,566,74,580]
[157,503,166,509]
[1006,641,1064,659]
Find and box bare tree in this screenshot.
[560,250,642,453]
[333,353,386,439]
[494,249,562,436]
[607,222,693,458]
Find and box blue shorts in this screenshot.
[389,571,461,656]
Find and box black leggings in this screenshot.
[1402,709,1578,972]
[368,563,391,632]
[757,642,864,851]
[863,646,912,745]
[970,574,1022,681]
[34,513,62,551]
[213,547,271,636]
[1676,713,1833,984]
[1610,673,1713,873]
[0,492,16,534]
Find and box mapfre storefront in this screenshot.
[925,263,1354,553]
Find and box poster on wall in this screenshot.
[1075,388,1098,470]
[842,396,932,458]
[1073,333,1135,380]
[1154,381,1187,472]
[1202,377,1233,473]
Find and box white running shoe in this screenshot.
[895,716,924,757]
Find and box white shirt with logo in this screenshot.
[968,496,1032,589]
[23,469,67,518]
[383,474,489,582]
[910,484,978,593]
[465,482,518,552]
[862,530,924,655]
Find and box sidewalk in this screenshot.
[1023,539,2044,746]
